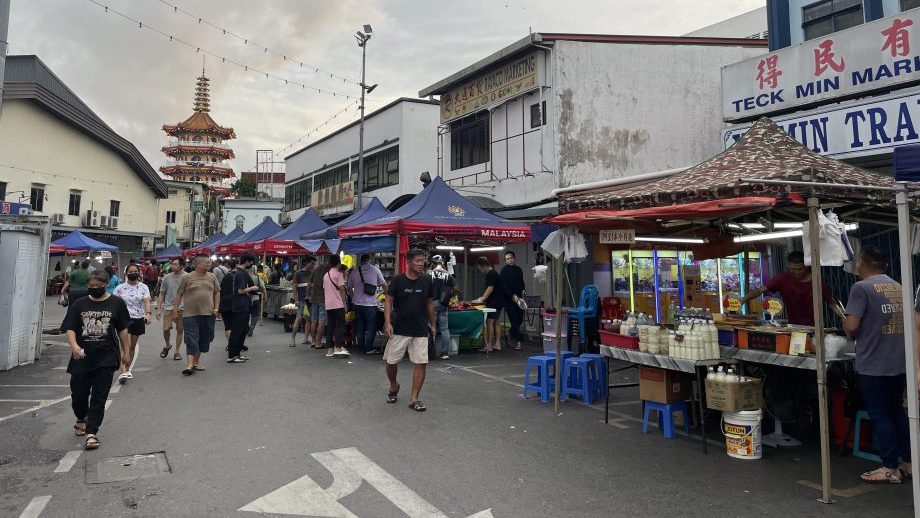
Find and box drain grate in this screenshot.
[85,452,171,484]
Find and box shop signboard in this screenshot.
[440,51,540,123]
[314,181,354,217]
[190,200,205,213]
[599,229,635,245]
[722,10,920,121]
[722,88,920,159]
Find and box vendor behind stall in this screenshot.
[740,251,844,326]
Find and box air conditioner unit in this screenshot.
[83,210,99,228]
[279,213,292,224]
[99,215,110,228]
[50,213,65,225]
[109,216,119,229]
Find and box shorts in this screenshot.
[221,311,234,331]
[384,335,429,365]
[486,306,503,320]
[310,302,327,324]
[163,310,183,331]
[128,317,146,336]
[183,315,215,356]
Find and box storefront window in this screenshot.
[657,251,679,324]
[631,251,656,319]
[611,251,631,308]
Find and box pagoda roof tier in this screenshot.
[160,163,235,178]
[161,144,235,159]
[163,111,235,139]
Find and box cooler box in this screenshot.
[599,330,639,350]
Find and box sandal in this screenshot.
[387,384,400,404]
[85,434,100,450]
[860,467,902,484]
[227,357,247,363]
[408,401,427,412]
[181,368,194,376]
[192,365,205,372]
[117,373,128,385]
[74,420,86,436]
[173,353,182,361]
[159,347,170,359]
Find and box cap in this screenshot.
[431,254,444,264]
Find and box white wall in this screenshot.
[0,100,160,234]
[221,200,282,234]
[684,7,767,38]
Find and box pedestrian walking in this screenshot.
[347,254,386,355]
[219,258,237,341]
[64,270,131,450]
[157,257,186,361]
[104,265,120,294]
[290,257,316,347]
[173,254,220,376]
[248,262,267,337]
[844,246,911,483]
[383,249,436,411]
[310,259,329,350]
[500,251,526,351]
[472,256,506,352]
[62,260,89,304]
[143,259,160,296]
[228,254,259,363]
[323,255,350,358]
[212,259,230,285]
[428,255,455,360]
[113,264,151,384]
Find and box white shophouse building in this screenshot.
[284,98,440,220]
[221,198,282,235]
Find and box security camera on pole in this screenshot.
[355,24,378,211]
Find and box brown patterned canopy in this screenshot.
[560,117,896,213]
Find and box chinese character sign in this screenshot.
[756,55,782,90]
[813,39,846,76]
[598,229,636,245]
[881,18,914,57]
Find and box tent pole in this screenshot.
[464,248,469,301]
[554,252,565,416]
[808,197,833,505]
[896,187,920,515]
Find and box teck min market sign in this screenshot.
[439,52,540,123]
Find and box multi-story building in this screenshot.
[284,98,440,220]
[156,180,206,247]
[721,1,920,173]
[221,198,282,235]
[241,151,285,200]
[684,7,769,39]
[160,70,236,185]
[0,55,167,252]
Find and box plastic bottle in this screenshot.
[715,366,726,381]
[707,366,715,379]
[726,368,738,383]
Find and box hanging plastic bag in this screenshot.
[802,211,845,266]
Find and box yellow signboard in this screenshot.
[764,298,784,316]
[725,297,742,313]
[440,52,540,123]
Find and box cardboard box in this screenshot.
[639,367,691,404]
[705,378,763,412]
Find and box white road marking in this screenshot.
[109,382,122,394]
[311,451,363,501]
[238,473,356,517]
[104,400,113,410]
[53,450,82,473]
[0,396,71,423]
[18,495,51,518]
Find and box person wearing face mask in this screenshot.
[64,270,131,450]
[113,264,152,384]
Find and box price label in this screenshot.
[724,297,742,313]
[764,298,784,316]
[789,332,808,356]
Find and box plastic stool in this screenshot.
[852,410,883,463]
[561,357,597,405]
[543,350,575,363]
[579,353,607,399]
[642,400,691,439]
[523,355,556,403]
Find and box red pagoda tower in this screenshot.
[160,70,236,185]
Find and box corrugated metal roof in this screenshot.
[3,55,167,197]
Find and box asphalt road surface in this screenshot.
[0,300,913,517]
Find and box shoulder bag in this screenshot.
[358,265,377,296]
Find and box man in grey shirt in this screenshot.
[844,245,910,484]
[157,258,187,361]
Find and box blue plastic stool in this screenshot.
[561,357,597,405]
[852,410,883,463]
[579,353,607,400]
[523,355,556,403]
[642,400,691,439]
[567,285,599,345]
[543,350,575,363]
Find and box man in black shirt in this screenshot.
[384,249,436,411]
[428,255,455,360]
[64,270,131,450]
[228,254,259,363]
[500,251,526,351]
[472,256,506,352]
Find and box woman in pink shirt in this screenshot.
[323,255,349,358]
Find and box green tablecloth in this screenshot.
[448,309,484,339]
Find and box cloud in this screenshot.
[7,0,764,177]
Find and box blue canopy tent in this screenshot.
[217,216,282,254]
[298,197,392,254]
[154,244,183,261]
[51,230,119,252]
[294,236,397,255]
[207,227,246,256]
[254,208,327,255]
[185,231,225,257]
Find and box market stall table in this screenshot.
[447,309,485,341]
[264,285,293,319]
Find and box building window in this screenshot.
[362,146,399,193]
[450,111,490,170]
[67,192,81,216]
[530,101,547,129]
[902,0,920,11]
[110,200,120,217]
[802,0,864,41]
[192,136,202,143]
[191,156,201,162]
[166,210,177,224]
[0,181,6,201]
[235,215,245,229]
[30,186,44,212]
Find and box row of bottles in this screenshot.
[670,317,720,361]
[706,365,752,383]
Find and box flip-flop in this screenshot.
[408,401,427,412]
[181,368,194,376]
[386,384,400,404]
[85,435,100,450]
[173,353,182,361]
[159,347,169,358]
[192,365,205,371]
[74,420,87,436]
[117,373,128,384]
[860,467,903,484]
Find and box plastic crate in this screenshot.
[599,330,639,350]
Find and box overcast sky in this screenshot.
[8,0,764,175]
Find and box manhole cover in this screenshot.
[85,452,170,484]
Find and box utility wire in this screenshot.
[156,0,359,85]
[275,100,361,159]
[0,163,159,192]
[82,0,359,100]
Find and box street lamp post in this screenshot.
[355,24,375,211]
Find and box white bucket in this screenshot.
[721,409,763,460]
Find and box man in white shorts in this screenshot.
[384,249,436,412]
